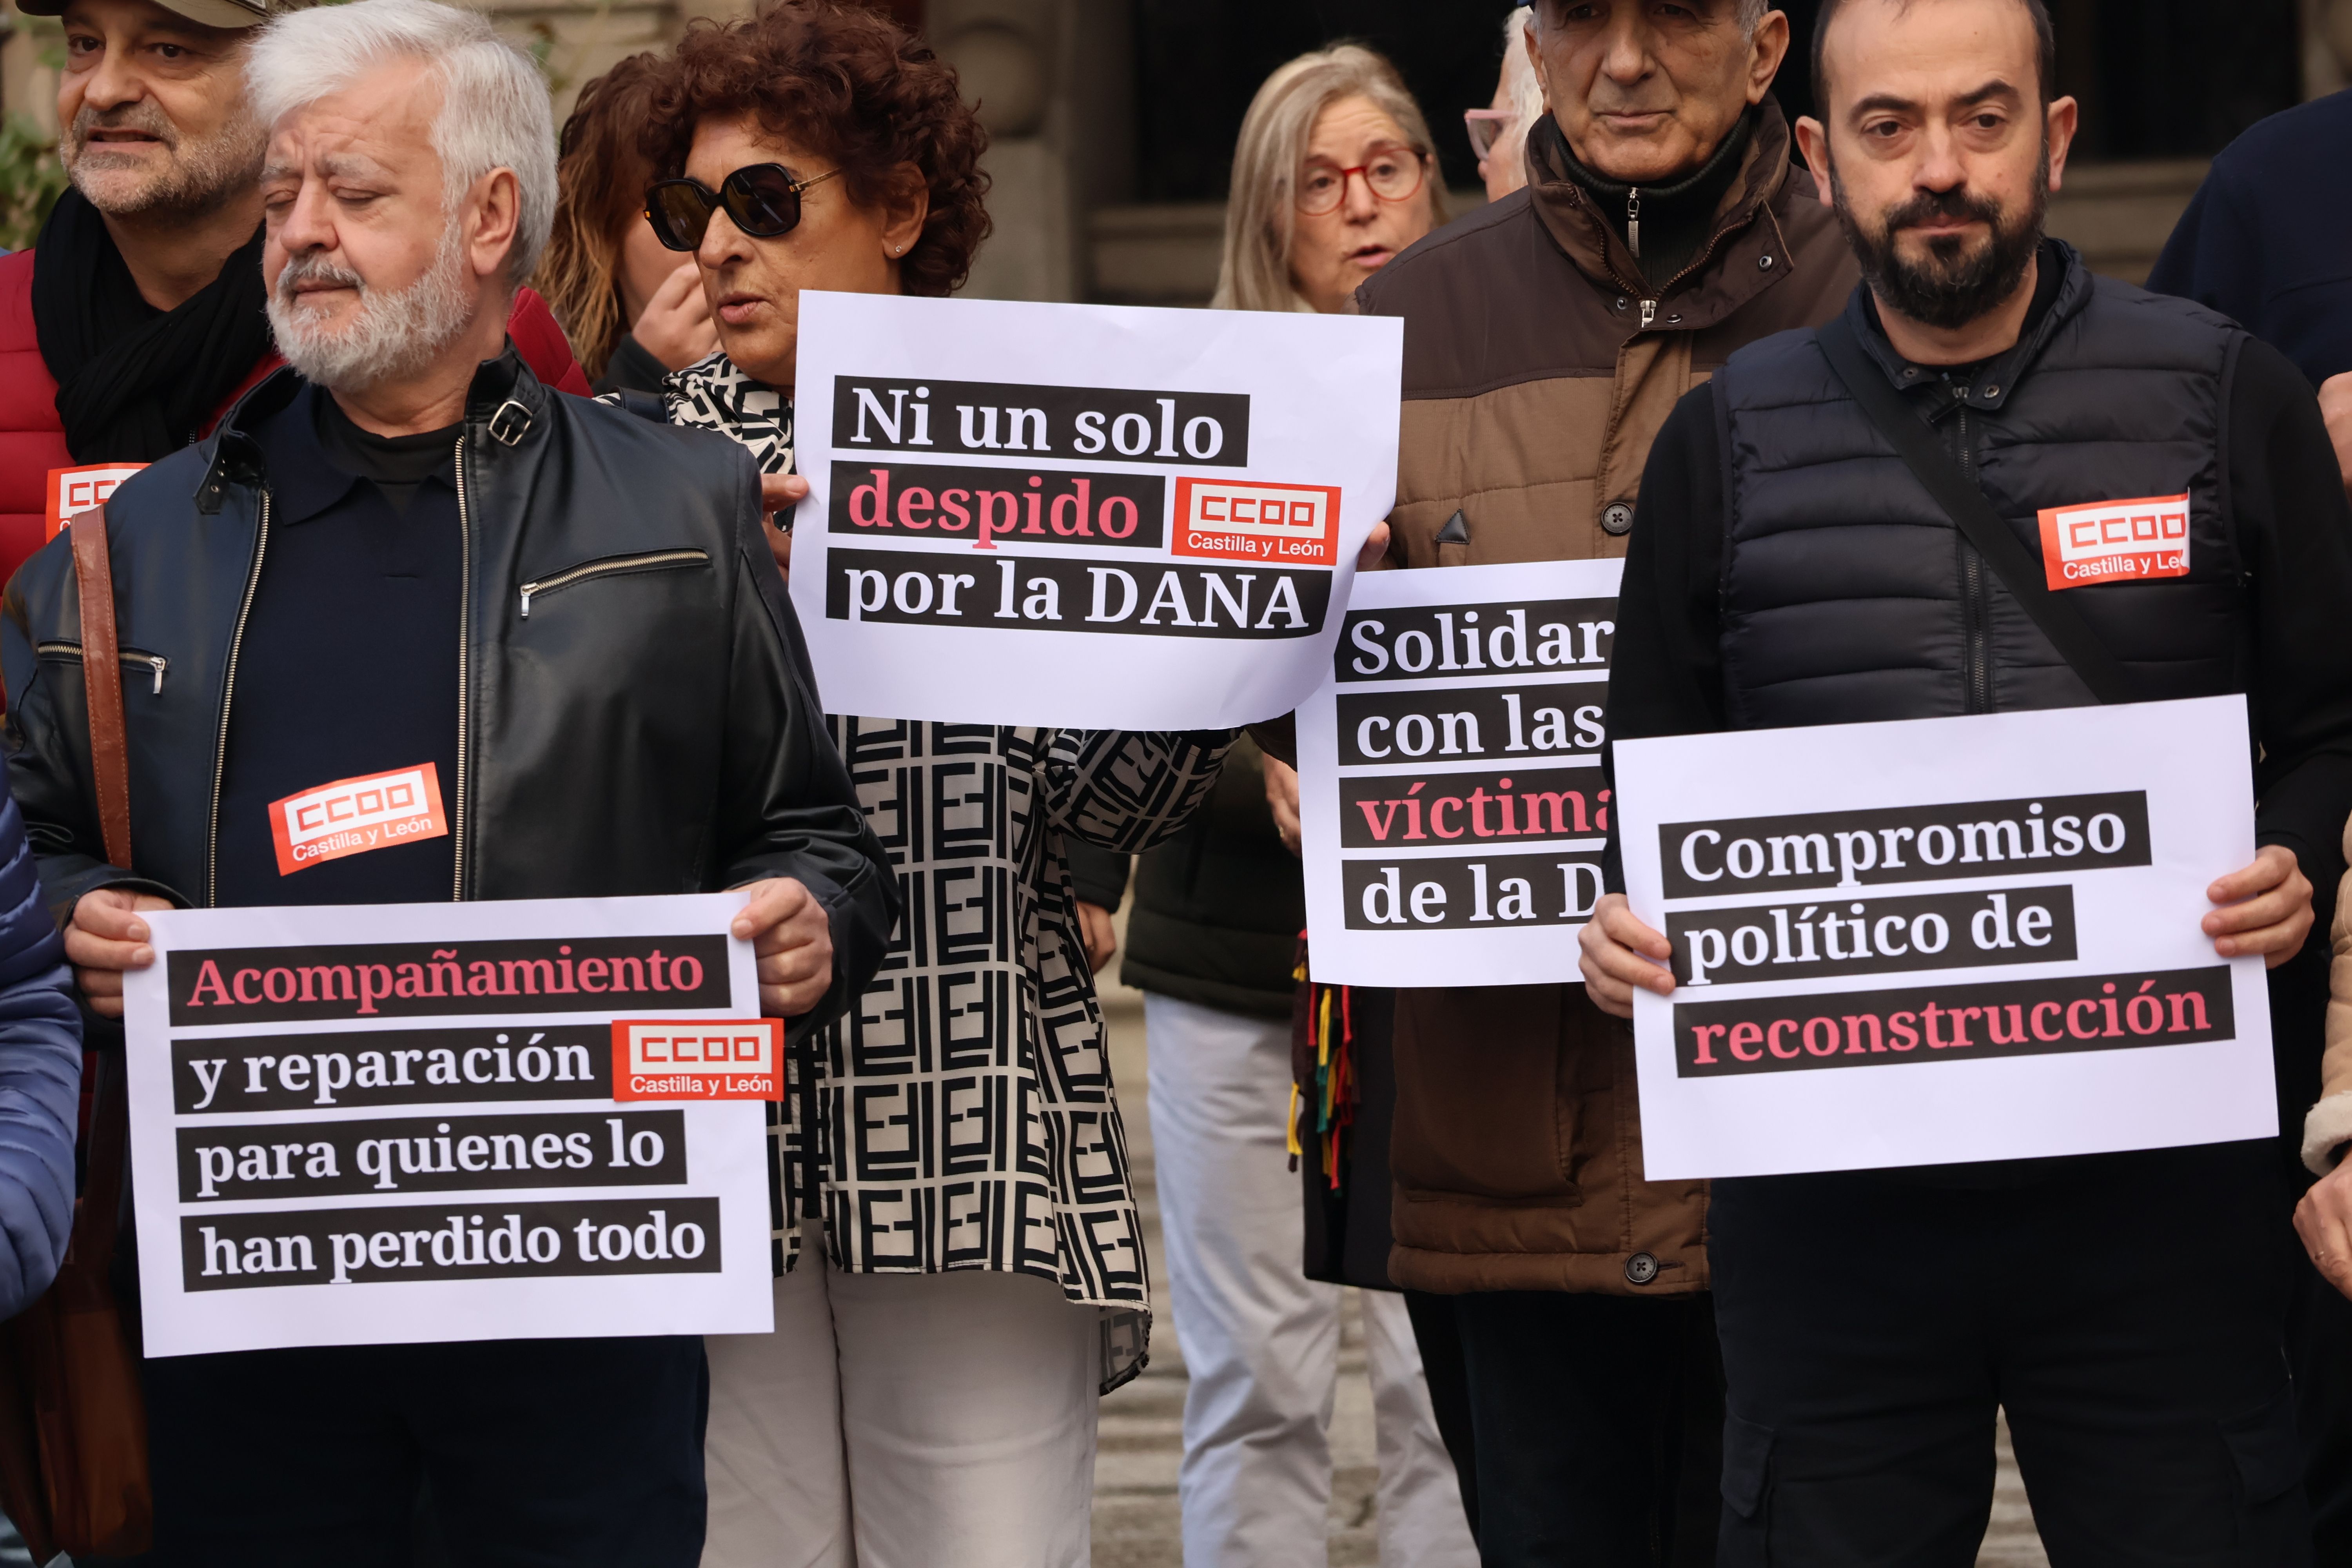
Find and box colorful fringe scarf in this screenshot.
[1287,955,1358,1193]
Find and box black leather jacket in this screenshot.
[0,352,898,1032]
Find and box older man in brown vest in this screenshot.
[1349,2,1857,1559]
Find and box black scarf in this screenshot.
[1543,105,1760,290]
[31,187,273,463]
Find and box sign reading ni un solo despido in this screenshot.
[792,292,1402,730]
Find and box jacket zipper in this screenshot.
[1955,405,1993,715]
[207,492,270,908]
[452,435,472,902]
[518,549,708,618]
[36,642,168,695]
[1625,180,1779,336]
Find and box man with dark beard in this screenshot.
[1583,0,2352,1560]
[0,0,589,586]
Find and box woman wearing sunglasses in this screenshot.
[634,5,1233,1564]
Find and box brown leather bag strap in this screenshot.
[68,508,131,871]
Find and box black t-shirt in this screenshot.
[212,386,464,908]
[312,392,459,519]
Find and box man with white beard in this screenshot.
[0,0,589,586]
[0,0,897,1557]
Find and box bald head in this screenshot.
[1811,0,2054,109]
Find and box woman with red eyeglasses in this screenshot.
[1212,45,1448,317]
[1081,39,1480,1568]
[630,5,1237,1564]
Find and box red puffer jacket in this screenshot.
[0,247,590,586]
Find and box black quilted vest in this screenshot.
[1712,243,2249,729]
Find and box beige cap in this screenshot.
[14,0,277,29]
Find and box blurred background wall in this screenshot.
[0,0,2343,293]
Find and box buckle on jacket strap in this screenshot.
[487,399,534,446]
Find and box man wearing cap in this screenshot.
[0,0,588,584]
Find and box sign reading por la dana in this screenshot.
[1614,696,2276,1180]
[791,291,1403,728]
[1298,559,1621,987]
[123,894,778,1357]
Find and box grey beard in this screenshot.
[65,103,264,221]
[267,227,476,394]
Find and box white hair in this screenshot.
[246,0,556,285]
[1503,9,1545,128]
[1534,0,1769,35]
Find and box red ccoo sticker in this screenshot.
[1171,476,1341,566]
[612,1018,783,1101]
[2036,493,2190,590]
[46,463,145,542]
[269,762,449,877]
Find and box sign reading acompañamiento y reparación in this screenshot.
[123,893,778,1357]
[790,291,1402,729]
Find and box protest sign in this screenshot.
[123,893,777,1357]
[1614,696,2276,1179]
[791,291,1403,729]
[1297,559,1620,987]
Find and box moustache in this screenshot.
[273,253,367,304]
[70,100,179,151]
[1880,186,2005,237]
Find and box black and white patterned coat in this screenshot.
[654,352,1233,1390]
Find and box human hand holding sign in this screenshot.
[734,877,833,1018]
[1579,844,2315,1021]
[1578,894,1673,1019]
[2200,845,2312,965]
[67,886,174,1018]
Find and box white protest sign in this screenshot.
[791,291,1403,729]
[1614,696,2276,1179]
[1298,559,1620,986]
[124,894,776,1357]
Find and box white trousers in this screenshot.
[1144,993,1479,1568]
[701,1254,1100,1568]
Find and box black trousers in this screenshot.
[140,1336,708,1566]
[1453,1289,1723,1566]
[1710,1142,2309,1566]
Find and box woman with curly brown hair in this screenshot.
[633,6,1234,1563]
[534,53,718,393]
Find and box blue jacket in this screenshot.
[2148,89,2352,387]
[0,763,83,1319]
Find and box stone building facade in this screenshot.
[4,0,2347,301]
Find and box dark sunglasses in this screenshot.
[644,163,844,252]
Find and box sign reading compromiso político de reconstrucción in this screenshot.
[1614,696,2277,1180]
